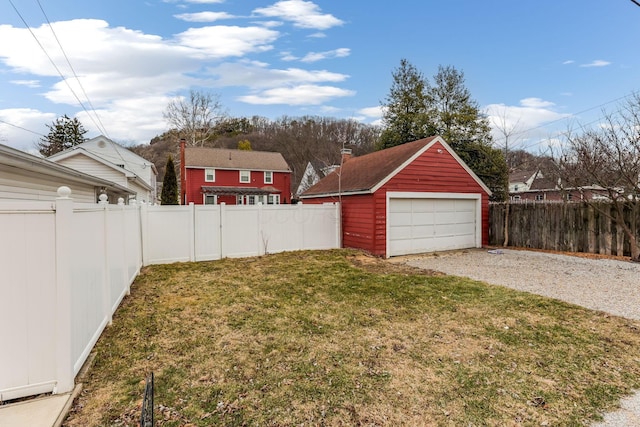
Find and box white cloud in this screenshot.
[563,60,575,65]
[0,10,350,151]
[520,98,555,109]
[238,84,354,105]
[0,108,55,153]
[10,80,41,88]
[300,48,350,63]
[209,62,349,88]
[580,59,611,68]
[174,12,235,22]
[176,25,279,57]
[280,51,298,61]
[357,106,383,119]
[179,0,225,3]
[253,0,343,30]
[484,98,572,151]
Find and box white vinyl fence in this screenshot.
[0,188,340,401]
[142,202,341,264]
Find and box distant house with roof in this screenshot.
[295,160,340,199]
[509,168,608,202]
[47,135,157,204]
[0,143,135,203]
[301,136,492,258]
[179,140,292,205]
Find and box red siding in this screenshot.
[304,141,490,257]
[302,194,378,254]
[184,168,291,204]
[375,141,490,252]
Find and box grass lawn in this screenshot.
[63,249,640,426]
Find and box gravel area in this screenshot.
[399,248,640,320]
[396,248,640,427]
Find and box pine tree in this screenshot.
[38,115,88,156]
[379,61,508,200]
[161,156,179,205]
[378,59,434,149]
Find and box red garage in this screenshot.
[300,136,492,258]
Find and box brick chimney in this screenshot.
[179,138,186,205]
[340,148,352,164]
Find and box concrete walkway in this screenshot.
[0,387,79,427]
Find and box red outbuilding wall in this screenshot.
[303,140,490,257]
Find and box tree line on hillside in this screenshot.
[131,115,381,196]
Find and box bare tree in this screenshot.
[556,94,640,261]
[163,90,227,146]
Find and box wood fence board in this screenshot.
[489,201,640,257]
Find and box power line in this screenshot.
[35,0,110,140]
[8,0,110,138]
[0,118,46,137]
[491,91,638,153]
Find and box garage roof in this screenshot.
[300,136,491,197]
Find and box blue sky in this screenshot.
[0,0,639,155]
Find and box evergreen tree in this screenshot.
[161,155,179,205]
[379,59,434,149]
[427,65,493,145]
[379,60,508,201]
[38,114,88,156]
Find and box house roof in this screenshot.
[301,136,491,198]
[529,177,558,190]
[47,147,153,191]
[185,147,291,172]
[0,143,135,196]
[508,169,539,184]
[49,135,158,175]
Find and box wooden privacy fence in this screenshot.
[490,201,640,257]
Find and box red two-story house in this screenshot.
[180,140,292,205]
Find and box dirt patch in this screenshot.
[347,252,445,276]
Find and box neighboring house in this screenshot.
[295,160,340,198]
[179,140,292,205]
[0,143,135,203]
[509,168,609,202]
[300,136,492,258]
[47,136,157,204]
[509,169,542,194]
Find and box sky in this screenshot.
[0,0,639,155]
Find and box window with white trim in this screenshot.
[204,194,216,205]
[267,194,280,205]
[535,194,544,201]
[264,171,273,184]
[240,170,250,183]
[205,168,215,182]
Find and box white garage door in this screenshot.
[388,197,478,256]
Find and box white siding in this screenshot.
[0,169,96,202]
[55,156,128,187]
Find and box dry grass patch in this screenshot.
[63,249,640,426]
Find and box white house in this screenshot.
[48,136,157,203]
[295,160,339,198]
[0,143,135,203]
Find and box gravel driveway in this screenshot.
[398,248,640,320]
[395,248,640,426]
